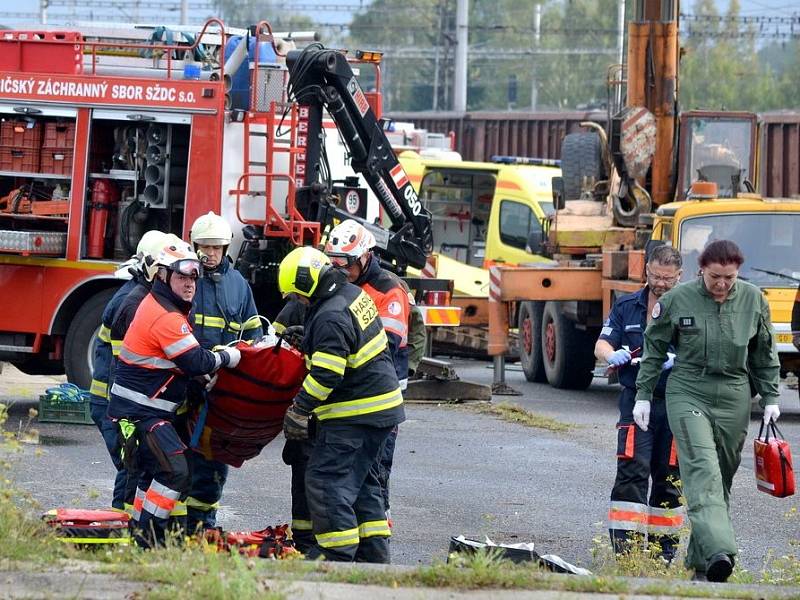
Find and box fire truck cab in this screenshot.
[0,21,451,389]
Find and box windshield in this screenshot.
[678,213,800,287]
[538,201,555,217]
[683,117,753,197]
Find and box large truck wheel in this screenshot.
[540,301,595,390]
[64,288,116,390]
[518,301,547,382]
[561,132,605,200]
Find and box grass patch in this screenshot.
[468,401,571,432]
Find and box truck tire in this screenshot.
[540,301,595,390]
[64,288,116,390]
[518,301,547,382]
[561,132,605,201]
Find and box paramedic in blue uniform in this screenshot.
[595,245,685,561]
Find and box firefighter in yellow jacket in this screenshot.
[278,246,404,563]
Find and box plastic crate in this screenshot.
[0,147,40,172]
[42,121,76,148]
[0,30,83,75]
[0,119,42,149]
[38,389,93,425]
[40,149,73,176]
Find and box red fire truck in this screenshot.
[0,20,458,389]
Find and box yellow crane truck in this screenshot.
[486,0,800,390]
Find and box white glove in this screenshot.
[607,348,632,367]
[204,373,218,392]
[633,400,651,431]
[662,352,676,370]
[763,404,781,424]
[219,346,241,369]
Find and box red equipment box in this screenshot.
[754,420,795,498]
[0,119,42,149]
[0,148,40,172]
[40,149,73,176]
[0,30,83,75]
[42,121,76,148]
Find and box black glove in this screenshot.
[283,404,311,440]
[279,325,305,349]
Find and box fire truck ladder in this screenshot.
[231,21,320,248]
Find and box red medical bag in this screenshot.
[754,420,795,498]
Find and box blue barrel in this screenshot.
[224,36,277,110]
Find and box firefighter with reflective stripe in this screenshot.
[595,246,685,562]
[185,212,262,532]
[108,240,241,548]
[89,230,166,512]
[278,246,404,563]
[325,219,410,523]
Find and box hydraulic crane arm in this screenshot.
[286,44,433,270]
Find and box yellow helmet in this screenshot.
[278,246,331,298]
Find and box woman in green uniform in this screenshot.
[635,240,781,582]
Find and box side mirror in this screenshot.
[525,226,544,255]
[551,176,566,211]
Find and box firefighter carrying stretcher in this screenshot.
[278,246,404,563]
[107,240,241,548]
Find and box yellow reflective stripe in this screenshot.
[274,321,286,334]
[98,324,112,343]
[346,329,387,368]
[302,374,333,401]
[90,379,108,398]
[170,501,188,517]
[316,527,359,548]
[358,520,391,538]
[185,497,218,512]
[242,315,262,330]
[195,314,226,329]
[314,387,403,421]
[291,519,313,531]
[311,351,346,375]
[56,536,130,544]
[110,339,123,357]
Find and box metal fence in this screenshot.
[388,110,800,199]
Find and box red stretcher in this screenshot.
[190,341,306,467]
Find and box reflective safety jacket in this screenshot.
[108,279,227,421]
[297,279,405,428]
[192,257,262,348]
[90,278,138,400]
[354,254,409,383]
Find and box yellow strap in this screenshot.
[185,497,217,512]
[291,519,313,531]
[57,536,129,544]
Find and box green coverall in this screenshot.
[635,278,779,571]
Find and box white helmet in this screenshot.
[115,229,166,280]
[190,211,233,247]
[155,236,201,278]
[136,230,167,261]
[324,219,376,266]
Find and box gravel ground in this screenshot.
[2,360,799,573]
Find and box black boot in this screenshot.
[706,553,734,583]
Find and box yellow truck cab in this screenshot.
[398,152,561,271]
[652,194,800,372]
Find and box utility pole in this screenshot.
[433,2,443,111]
[40,0,48,24]
[616,0,625,108]
[180,0,188,25]
[453,0,468,112]
[531,3,541,111]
